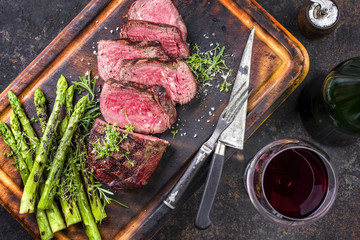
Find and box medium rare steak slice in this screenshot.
[97,39,169,81]
[128,0,187,42]
[120,20,189,58]
[119,58,197,104]
[100,79,177,134]
[88,118,170,190]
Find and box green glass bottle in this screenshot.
[298,57,360,146]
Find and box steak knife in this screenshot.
[195,26,255,229]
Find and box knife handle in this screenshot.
[195,142,226,229]
[163,144,213,210]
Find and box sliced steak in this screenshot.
[119,58,197,104]
[128,0,187,42]
[100,79,177,134]
[120,20,189,58]
[97,39,169,81]
[88,118,170,190]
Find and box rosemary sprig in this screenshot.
[72,71,101,132]
[92,182,129,223]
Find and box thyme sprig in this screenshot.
[171,130,178,138]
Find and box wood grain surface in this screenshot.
[0,0,308,239]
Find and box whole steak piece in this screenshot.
[100,79,177,134]
[119,58,197,104]
[97,39,169,81]
[120,20,189,58]
[88,119,170,190]
[128,0,187,42]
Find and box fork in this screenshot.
[163,81,250,210]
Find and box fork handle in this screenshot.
[163,144,213,209]
[195,141,226,229]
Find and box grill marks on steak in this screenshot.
[97,39,169,81]
[119,58,197,104]
[88,119,170,190]
[120,20,189,58]
[128,0,187,42]
[100,79,177,134]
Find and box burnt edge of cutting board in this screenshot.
[0,0,309,239]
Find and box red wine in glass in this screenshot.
[263,147,328,219]
[244,139,337,226]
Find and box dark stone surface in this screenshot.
[0,0,359,239]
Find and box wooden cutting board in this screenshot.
[0,0,309,239]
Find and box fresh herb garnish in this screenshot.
[30,117,38,123]
[171,130,178,138]
[93,182,129,223]
[3,151,13,158]
[129,160,135,167]
[91,123,125,159]
[186,43,232,91]
[72,71,101,132]
[220,71,233,93]
[125,124,135,133]
[58,162,79,202]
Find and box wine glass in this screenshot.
[244,139,337,226]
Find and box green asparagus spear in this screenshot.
[0,121,29,182]
[75,132,106,223]
[0,120,54,240]
[40,183,66,233]
[20,76,68,213]
[38,94,88,210]
[8,91,40,149]
[68,151,101,240]
[59,85,75,136]
[35,207,54,240]
[34,88,48,132]
[57,85,82,226]
[9,112,33,172]
[65,85,75,115]
[10,112,66,233]
[36,86,81,228]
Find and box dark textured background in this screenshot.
[0,0,359,239]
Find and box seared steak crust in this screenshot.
[88,119,170,190]
[100,79,177,134]
[128,0,187,42]
[119,58,197,104]
[97,39,169,81]
[120,20,189,58]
